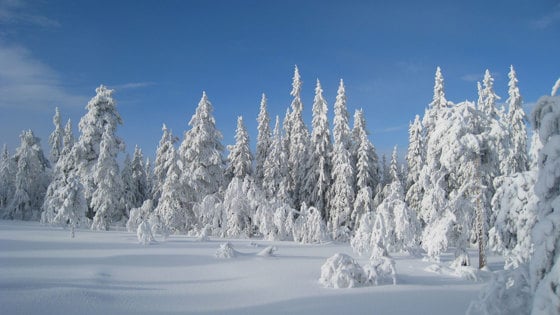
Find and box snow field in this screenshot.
[0,220,495,314]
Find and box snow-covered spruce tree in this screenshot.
[376,146,419,253]
[120,153,135,217]
[379,154,390,188]
[0,145,16,210]
[255,93,271,188]
[131,146,148,208]
[144,157,153,200]
[489,170,538,269]
[352,109,379,191]
[48,107,64,164]
[503,65,529,175]
[421,101,493,266]
[75,85,123,217]
[262,116,290,202]
[529,94,560,314]
[405,115,424,218]
[63,119,74,152]
[42,120,87,228]
[226,116,253,181]
[90,124,124,230]
[303,79,332,218]
[154,145,194,234]
[193,194,225,237]
[329,79,355,241]
[286,66,310,209]
[469,94,560,315]
[152,124,178,205]
[351,210,375,256]
[351,109,379,230]
[292,203,328,244]
[178,92,224,205]
[476,71,507,229]
[223,177,252,238]
[422,66,449,151]
[4,130,50,221]
[418,66,451,226]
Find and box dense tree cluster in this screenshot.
[0,66,558,314]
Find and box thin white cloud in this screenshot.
[461,71,501,83]
[375,123,408,134]
[0,43,87,110]
[531,4,560,30]
[112,82,156,90]
[0,0,60,28]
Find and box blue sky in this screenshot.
[1,0,559,160]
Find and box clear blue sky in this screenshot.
[1,0,559,160]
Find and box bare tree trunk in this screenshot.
[475,154,486,269]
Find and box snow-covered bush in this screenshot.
[137,220,155,245]
[215,242,237,259]
[364,256,397,285]
[319,253,368,288]
[127,199,153,232]
[467,265,532,315]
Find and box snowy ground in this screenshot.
[0,220,500,315]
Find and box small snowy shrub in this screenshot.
[257,246,277,257]
[137,220,155,245]
[319,253,368,288]
[127,199,153,232]
[364,256,397,285]
[215,242,237,259]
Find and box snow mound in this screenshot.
[365,256,397,285]
[425,263,489,282]
[137,220,155,245]
[257,246,277,257]
[467,265,532,315]
[215,242,237,259]
[319,253,368,288]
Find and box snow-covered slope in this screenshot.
[0,220,496,314]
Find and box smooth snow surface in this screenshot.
[0,221,496,314]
